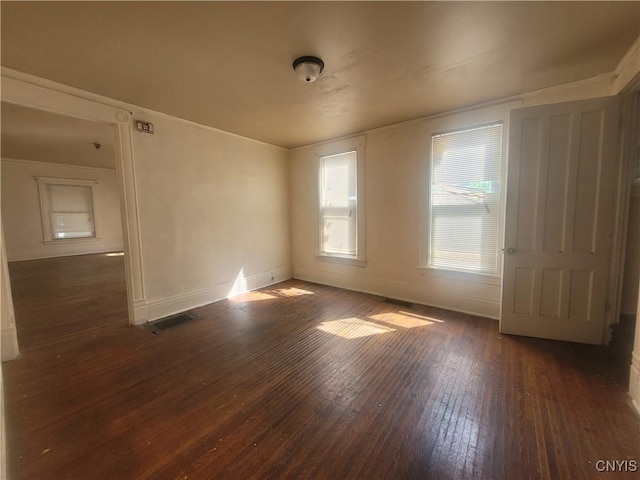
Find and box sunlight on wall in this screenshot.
[104,252,124,257]
[316,317,395,339]
[227,268,248,298]
[369,311,445,329]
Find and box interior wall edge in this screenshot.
[0,366,6,480]
[613,34,640,95]
[630,351,640,415]
[0,225,19,362]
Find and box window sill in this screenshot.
[417,266,501,285]
[43,237,100,245]
[316,254,366,267]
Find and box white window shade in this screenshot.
[36,177,100,242]
[47,184,96,239]
[319,151,357,256]
[430,123,503,274]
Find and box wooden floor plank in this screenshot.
[3,253,640,479]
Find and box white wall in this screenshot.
[291,103,515,319]
[129,111,291,321]
[290,78,615,319]
[0,70,292,327]
[1,159,124,261]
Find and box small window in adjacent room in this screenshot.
[428,122,503,275]
[316,136,365,266]
[36,177,101,242]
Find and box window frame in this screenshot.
[315,136,366,267]
[418,105,512,285]
[35,176,102,244]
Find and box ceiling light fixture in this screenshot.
[292,56,324,83]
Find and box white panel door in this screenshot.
[500,96,620,344]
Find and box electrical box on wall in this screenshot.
[135,120,154,134]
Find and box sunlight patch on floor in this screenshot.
[229,291,277,302]
[277,287,315,297]
[316,317,395,339]
[369,311,445,328]
[228,278,316,302]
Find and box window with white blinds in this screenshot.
[429,122,503,274]
[36,177,100,242]
[319,150,358,257]
[47,184,95,239]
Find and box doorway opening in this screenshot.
[611,94,640,374]
[1,102,128,352]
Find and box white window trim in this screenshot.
[315,135,366,267]
[418,103,513,282]
[35,176,102,244]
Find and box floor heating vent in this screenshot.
[383,298,414,309]
[147,313,196,333]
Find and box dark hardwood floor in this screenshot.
[3,254,639,479]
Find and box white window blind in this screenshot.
[47,184,96,239]
[319,150,358,256]
[430,122,503,274]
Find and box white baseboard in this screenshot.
[136,266,293,324]
[8,244,124,262]
[293,266,500,319]
[0,326,19,362]
[132,299,148,326]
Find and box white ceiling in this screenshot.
[1,1,638,148]
[1,102,116,169]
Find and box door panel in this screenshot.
[501,97,620,344]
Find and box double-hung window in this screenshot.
[36,177,101,242]
[316,136,365,266]
[428,122,503,275]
